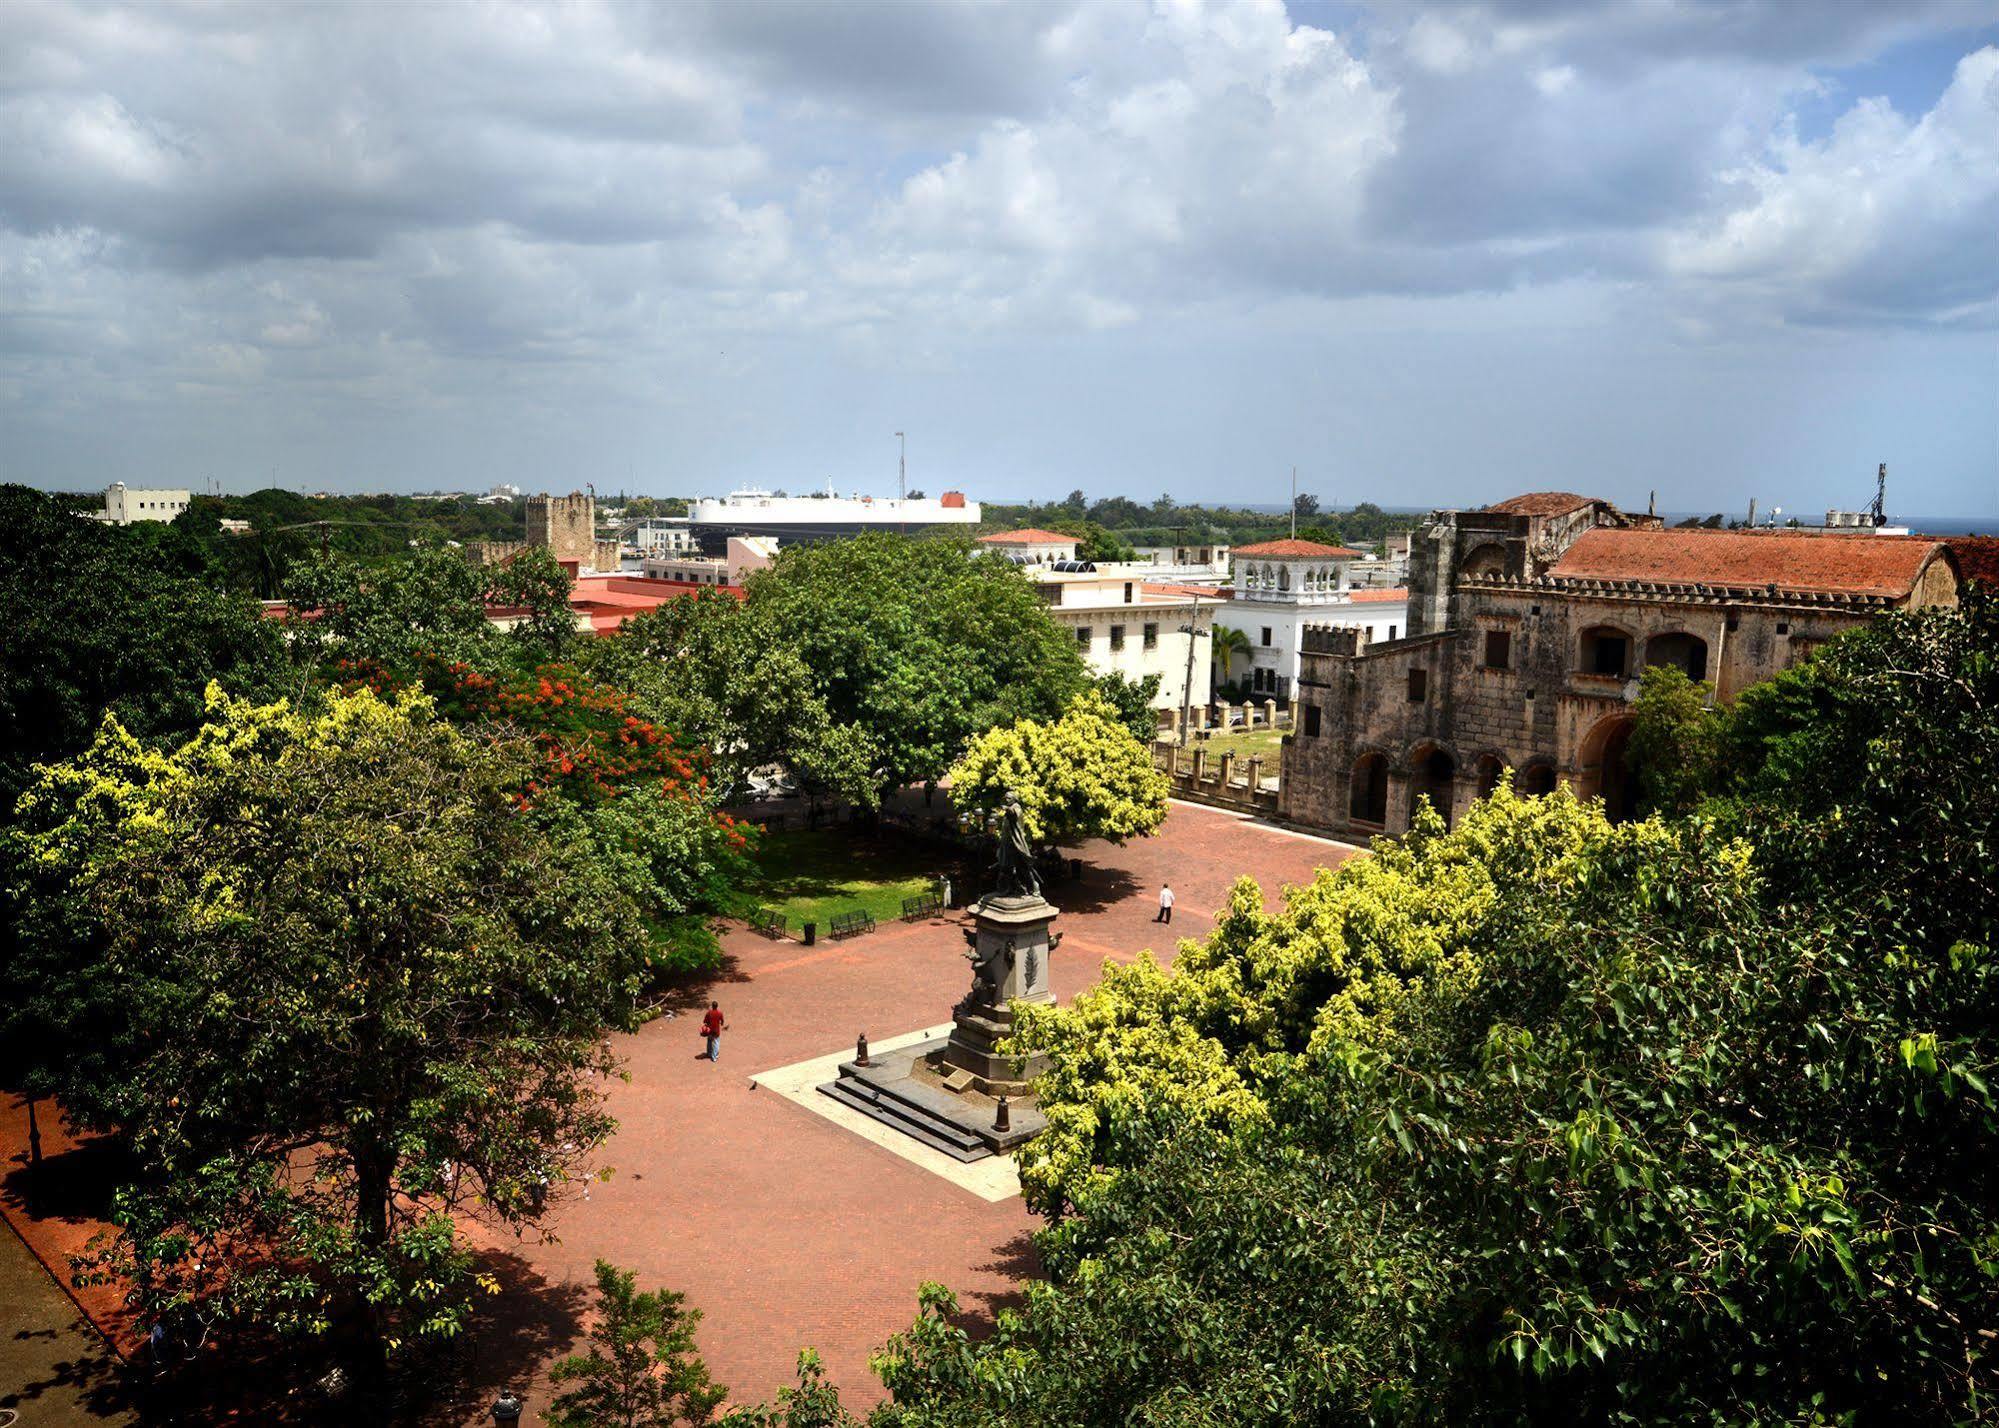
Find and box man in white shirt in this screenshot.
[1155,883,1175,925]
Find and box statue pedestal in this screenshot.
[817,890,1062,1162]
[939,894,1059,1096]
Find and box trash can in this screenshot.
[802,921,817,946]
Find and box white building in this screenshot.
[633,520,699,555]
[1029,565,1215,717]
[977,527,1079,565]
[1211,538,1408,698]
[641,534,778,588]
[1132,542,1232,582]
[98,482,191,525]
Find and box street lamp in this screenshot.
[492,1390,524,1424]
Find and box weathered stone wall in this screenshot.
[1282,576,1896,838]
[526,493,597,565]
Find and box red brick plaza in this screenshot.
[0,802,1357,1421]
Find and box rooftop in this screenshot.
[978,528,1075,545]
[1943,535,1999,589]
[1550,528,1949,598]
[1485,491,1599,518]
[1233,538,1363,559]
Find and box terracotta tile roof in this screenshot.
[1345,586,1409,603]
[1232,538,1363,558]
[1551,528,1948,598]
[1485,491,1599,517]
[977,528,1075,544]
[1943,535,1999,589]
[1140,582,1231,601]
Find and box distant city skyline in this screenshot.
[3,2,1995,517]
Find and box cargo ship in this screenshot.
[681,481,982,551]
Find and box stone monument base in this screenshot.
[819,1046,1046,1163]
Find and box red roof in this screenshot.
[1551,529,1948,598]
[1345,586,1408,603]
[978,528,1075,544]
[1944,535,1999,589]
[1233,538,1362,558]
[1486,491,1598,517]
[1141,582,1230,601]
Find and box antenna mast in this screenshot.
[1872,463,1887,528]
[1290,466,1297,538]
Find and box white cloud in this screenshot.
[1667,46,1999,324]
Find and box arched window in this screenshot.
[1519,761,1557,797]
[1349,753,1389,825]
[1409,744,1457,829]
[1579,625,1633,678]
[1475,753,1507,800]
[1278,564,1291,591]
[1643,631,1709,682]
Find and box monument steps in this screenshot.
[816,1077,991,1162]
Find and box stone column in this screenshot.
[1219,752,1236,787]
[1264,698,1279,729]
[1215,700,1230,732]
[1249,754,1265,791]
[1195,705,1210,730]
[1192,748,1208,782]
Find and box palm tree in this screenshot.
[1212,625,1252,686]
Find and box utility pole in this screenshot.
[1178,591,1207,747]
[1290,467,1297,538]
[896,431,906,533]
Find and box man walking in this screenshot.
[699,1002,725,1062]
[1155,882,1175,925]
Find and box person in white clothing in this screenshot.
[1155,883,1175,925]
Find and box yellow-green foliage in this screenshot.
[1012,783,1684,1214]
[949,689,1169,847]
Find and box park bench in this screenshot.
[829,909,876,939]
[901,891,944,921]
[751,908,787,940]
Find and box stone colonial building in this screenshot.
[1279,491,1961,838]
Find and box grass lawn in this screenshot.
[1195,724,1285,764]
[748,827,950,932]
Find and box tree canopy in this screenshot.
[949,691,1169,853]
[0,484,297,815]
[4,686,652,1388]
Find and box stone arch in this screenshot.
[1518,759,1558,797]
[1575,713,1639,823]
[1474,751,1509,800]
[1349,750,1389,826]
[1643,630,1710,682]
[1578,623,1636,678]
[1278,564,1292,591]
[1460,542,1506,580]
[1408,740,1458,829]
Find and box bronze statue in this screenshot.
[989,790,1041,900]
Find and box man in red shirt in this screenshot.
[700,1002,726,1062]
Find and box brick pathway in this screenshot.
[0,803,1358,1422]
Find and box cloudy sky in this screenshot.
[3,0,1995,517]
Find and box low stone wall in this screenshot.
[1158,697,1292,740]
[1152,741,1281,818]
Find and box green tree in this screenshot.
[740,534,1088,805]
[0,484,296,818]
[1087,671,1163,743]
[1211,625,1253,686]
[548,1260,726,1428]
[1625,664,1724,815]
[1065,521,1137,564]
[282,546,493,666]
[490,545,580,659]
[6,686,649,1390]
[948,690,1169,854]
